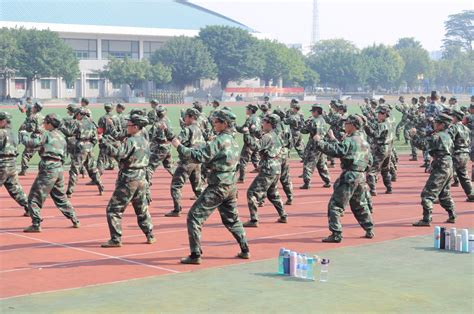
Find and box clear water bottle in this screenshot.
[320,258,330,282]
[278,248,285,275]
[306,256,315,280]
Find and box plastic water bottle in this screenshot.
[434,226,440,249]
[306,256,315,280]
[469,235,474,253]
[301,255,308,279]
[320,258,330,282]
[290,251,297,277]
[460,229,468,253]
[278,248,285,275]
[283,250,290,275]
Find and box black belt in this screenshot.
[42,157,61,162]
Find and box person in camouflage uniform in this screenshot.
[17,97,34,117]
[410,113,457,226]
[171,109,250,264]
[405,97,419,161]
[115,103,127,136]
[395,96,410,143]
[21,114,80,232]
[165,108,204,217]
[273,108,294,205]
[0,112,29,216]
[101,114,155,247]
[236,104,261,183]
[243,114,288,227]
[18,102,44,175]
[147,99,159,125]
[300,104,331,189]
[313,114,374,243]
[97,103,119,173]
[146,105,175,183]
[448,109,474,201]
[62,104,79,162]
[284,100,305,161]
[365,105,393,195]
[192,101,211,141]
[467,102,474,181]
[61,108,104,198]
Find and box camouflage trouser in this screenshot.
[280,156,293,200]
[395,118,407,140]
[0,161,28,212]
[367,148,392,193]
[187,184,249,255]
[423,150,430,164]
[328,171,373,235]
[238,144,259,181]
[389,147,398,179]
[247,173,287,221]
[420,160,455,221]
[28,161,78,226]
[302,151,331,185]
[97,142,117,174]
[67,149,102,195]
[291,132,305,159]
[106,175,153,243]
[452,153,473,197]
[170,162,203,212]
[20,146,40,173]
[147,145,175,181]
[471,146,474,181]
[410,138,417,159]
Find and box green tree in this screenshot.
[361,44,404,90]
[307,39,363,90]
[434,47,473,91]
[0,28,19,76]
[12,28,79,95]
[199,26,264,88]
[151,36,216,89]
[394,37,432,89]
[149,62,172,87]
[442,10,473,54]
[258,39,289,86]
[100,57,150,95]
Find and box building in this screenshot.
[0,0,258,100]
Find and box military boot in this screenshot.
[164,210,180,217]
[285,198,293,205]
[445,212,456,224]
[277,216,288,223]
[299,183,310,190]
[412,219,431,227]
[364,230,375,239]
[180,254,201,265]
[409,156,418,161]
[466,195,474,202]
[237,252,250,259]
[101,240,122,248]
[385,187,393,194]
[243,220,259,228]
[72,219,80,228]
[323,182,332,188]
[146,234,156,244]
[322,233,342,243]
[23,225,41,233]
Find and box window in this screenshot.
[102,40,139,59]
[112,81,121,89]
[66,81,75,89]
[40,79,51,90]
[15,79,25,90]
[88,80,99,90]
[143,41,163,59]
[63,39,97,59]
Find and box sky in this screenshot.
[193,0,473,52]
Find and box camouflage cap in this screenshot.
[419,96,426,100]
[212,100,220,106]
[310,104,323,113]
[262,114,281,127]
[337,99,344,104]
[193,101,203,112]
[129,108,146,116]
[44,113,62,128]
[104,103,113,110]
[460,105,468,113]
[156,105,167,113]
[345,114,363,129]
[329,99,337,105]
[150,99,159,105]
[370,99,378,106]
[246,104,258,112]
[259,103,269,111]
[451,109,464,121]
[376,105,390,115]
[81,97,89,105]
[264,96,270,101]
[73,107,87,116]
[67,103,78,112]
[290,102,301,110]
[0,111,12,121]
[116,103,125,109]
[337,104,347,111]
[440,96,447,102]
[449,96,457,102]
[290,98,299,104]
[126,114,149,127]
[34,101,43,111]
[434,113,452,125]
[185,107,200,119]
[430,90,440,100]
[399,96,405,101]
[212,109,236,124]
[411,97,418,103]
[273,108,285,119]
[378,98,386,104]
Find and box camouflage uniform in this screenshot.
[21,114,79,232]
[147,106,175,180]
[177,109,249,261]
[395,97,410,142]
[0,112,29,215]
[448,110,474,201]
[167,108,204,216]
[274,109,294,204]
[467,105,474,181]
[97,104,119,173]
[61,109,103,197]
[365,106,393,195]
[236,104,261,182]
[324,103,347,167]
[314,115,374,242]
[412,113,456,226]
[244,115,287,225]
[102,114,154,246]
[19,103,44,175]
[62,104,79,162]
[300,106,331,189]
[284,104,305,160]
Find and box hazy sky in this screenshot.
[193,0,473,51]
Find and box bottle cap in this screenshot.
[321,258,330,264]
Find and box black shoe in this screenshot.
[445,216,456,224]
[236,252,250,259]
[285,199,293,205]
[101,240,122,248]
[299,184,310,190]
[180,255,201,264]
[370,191,377,196]
[385,188,392,194]
[391,176,397,182]
[164,210,180,217]
[146,234,156,244]
[243,220,259,228]
[364,230,374,239]
[451,182,459,187]
[466,195,474,202]
[322,233,342,243]
[72,220,80,228]
[412,220,431,227]
[98,184,104,195]
[323,183,331,188]
[277,216,288,223]
[18,170,26,176]
[24,225,41,233]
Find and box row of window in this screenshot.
[14,79,101,90]
[63,38,163,60]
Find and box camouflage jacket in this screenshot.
[314,130,372,172]
[149,116,175,148]
[301,116,329,152]
[107,131,150,181]
[177,122,205,164]
[425,102,442,120]
[21,129,67,164]
[412,129,453,163]
[0,127,19,166]
[147,109,157,125]
[19,112,43,134]
[365,119,393,153]
[448,122,471,155]
[197,113,211,140]
[236,114,261,145]
[275,122,292,159]
[98,112,120,137]
[177,129,239,186]
[323,112,346,140]
[60,118,98,153]
[284,112,305,134]
[254,129,282,176]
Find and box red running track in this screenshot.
[1,155,473,299]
